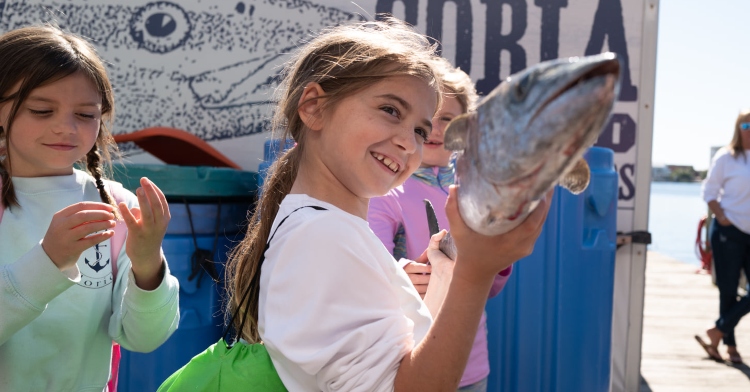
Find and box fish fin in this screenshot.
[558,158,591,195]
[443,113,474,151]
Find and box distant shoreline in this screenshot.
[652,179,702,183]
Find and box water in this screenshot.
[647,181,707,266]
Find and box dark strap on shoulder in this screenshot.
[224,205,327,344]
[262,205,326,263]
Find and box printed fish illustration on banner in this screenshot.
[0,0,362,143]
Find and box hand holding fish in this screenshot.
[416,229,456,316]
[445,185,552,277]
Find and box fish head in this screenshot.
[444,53,620,235]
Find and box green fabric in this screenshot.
[157,338,287,391]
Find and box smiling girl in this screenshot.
[225,18,552,391]
[0,25,179,390]
[368,58,512,391]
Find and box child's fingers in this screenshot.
[427,230,446,250]
[119,203,139,228]
[408,273,431,286]
[72,220,117,239]
[76,230,115,249]
[135,186,154,223]
[67,210,117,228]
[404,262,431,275]
[414,285,428,297]
[58,202,115,217]
[444,185,469,235]
[146,178,171,221]
[140,177,165,220]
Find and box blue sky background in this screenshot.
[652,0,750,170]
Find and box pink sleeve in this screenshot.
[489,265,513,298]
[367,193,402,255]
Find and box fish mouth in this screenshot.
[531,56,621,127]
[371,152,401,173]
[495,159,545,188]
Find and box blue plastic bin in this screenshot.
[485,147,618,392]
[257,139,295,189]
[111,164,257,392]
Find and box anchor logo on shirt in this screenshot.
[85,243,110,273]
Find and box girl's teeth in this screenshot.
[372,152,398,172]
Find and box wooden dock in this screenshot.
[640,251,750,392]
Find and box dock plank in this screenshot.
[640,251,750,392]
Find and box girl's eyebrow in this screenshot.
[377,93,433,131]
[26,95,101,108]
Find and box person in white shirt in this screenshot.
[224,18,552,391]
[0,25,180,390]
[696,109,750,364]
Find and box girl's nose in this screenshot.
[393,127,419,154]
[51,115,78,134]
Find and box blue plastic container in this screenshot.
[485,147,618,392]
[112,165,256,392]
[257,139,296,189]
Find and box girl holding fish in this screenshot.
[225,18,551,390]
[368,57,511,391]
[0,25,179,390]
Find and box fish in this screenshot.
[426,53,620,258]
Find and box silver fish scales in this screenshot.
[427,53,621,258]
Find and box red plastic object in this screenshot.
[113,127,241,169]
[695,215,712,274]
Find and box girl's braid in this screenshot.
[86,145,119,216]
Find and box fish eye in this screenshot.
[130,2,192,54]
[513,73,533,101]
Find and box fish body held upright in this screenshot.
[444,53,621,236]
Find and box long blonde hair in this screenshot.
[225,17,442,342]
[0,25,117,210]
[431,56,478,113]
[729,109,750,161]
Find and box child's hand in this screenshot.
[414,231,455,315]
[445,185,552,279]
[118,177,171,290]
[42,202,117,271]
[402,261,431,299]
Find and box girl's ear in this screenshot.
[298,82,326,132]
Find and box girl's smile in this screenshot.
[371,151,402,173]
[44,143,77,151]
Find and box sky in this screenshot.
[651,0,750,171]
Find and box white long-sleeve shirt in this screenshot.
[701,147,750,234]
[259,194,432,391]
[0,170,180,391]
